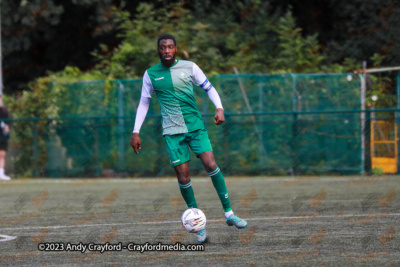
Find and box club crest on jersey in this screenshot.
[179,72,190,82]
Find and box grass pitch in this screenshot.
[0,175,399,266]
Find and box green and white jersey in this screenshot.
[142,59,212,135]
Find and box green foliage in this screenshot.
[323,0,400,68]
[91,2,227,78]
[4,67,108,177]
[1,0,120,93]
[5,77,55,177]
[372,167,384,175]
[5,0,366,90]
[4,0,400,95]
[87,1,362,78]
[269,11,324,73]
[365,53,397,119]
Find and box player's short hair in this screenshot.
[157,33,176,48]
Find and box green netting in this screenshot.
[291,74,362,173]
[10,73,397,178]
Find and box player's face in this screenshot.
[158,39,177,67]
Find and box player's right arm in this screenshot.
[130,71,154,155]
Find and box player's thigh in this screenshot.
[164,134,191,167]
[0,141,8,154]
[188,129,213,157]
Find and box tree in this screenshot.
[1,0,122,94]
[267,0,400,68]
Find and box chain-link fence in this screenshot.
[6,73,400,177]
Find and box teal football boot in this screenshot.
[196,229,207,243]
[226,214,247,229]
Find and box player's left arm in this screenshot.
[192,63,224,125]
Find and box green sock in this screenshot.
[208,166,232,212]
[179,181,198,208]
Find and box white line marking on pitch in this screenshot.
[0,234,17,242]
[1,213,399,232]
[1,176,397,185]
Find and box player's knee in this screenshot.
[177,175,191,184]
[205,162,217,172]
[175,167,191,184]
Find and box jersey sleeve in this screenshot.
[192,63,207,86]
[133,97,150,133]
[207,87,223,110]
[192,63,223,109]
[141,71,154,98]
[192,63,213,92]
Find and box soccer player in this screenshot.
[0,95,10,181]
[130,33,247,243]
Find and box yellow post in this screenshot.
[371,121,398,173]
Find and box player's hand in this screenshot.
[4,124,9,133]
[130,133,141,155]
[215,108,225,125]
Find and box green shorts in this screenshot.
[164,129,213,167]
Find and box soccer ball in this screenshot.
[181,208,206,233]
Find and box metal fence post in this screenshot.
[397,73,400,174]
[360,61,367,174]
[33,120,39,178]
[117,81,125,171]
[290,73,298,176]
[258,77,264,169]
[94,123,100,177]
